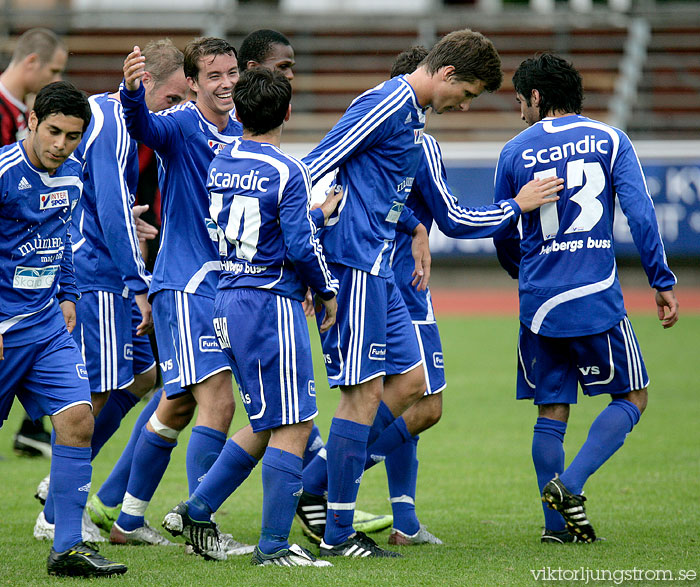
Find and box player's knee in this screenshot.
[625,387,648,415]
[53,404,94,447]
[537,403,569,422]
[148,412,181,441]
[425,398,442,428]
[130,368,157,398]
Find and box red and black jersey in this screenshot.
[0,80,27,146]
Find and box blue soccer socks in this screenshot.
[51,444,92,552]
[532,417,568,532]
[91,388,140,460]
[97,390,161,508]
[560,399,641,495]
[116,428,175,531]
[324,418,370,545]
[386,434,420,536]
[365,415,412,470]
[186,426,227,495]
[187,439,258,522]
[258,448,303,555]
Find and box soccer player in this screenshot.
[238,29,295,80]
[297,46,563,547]
[108,37,253,555]
[493,53,679,543]
[1,27,67,457]
[0,81,126,577]
[297,29,503,558]
[162,67,338,567]
[40,39,188,548]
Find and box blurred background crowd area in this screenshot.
[2,0,699,266]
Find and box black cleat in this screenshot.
[542,476,597,543]
[541,528,580,544]
[162,502,225,560]
[47,541,127,577]
[320,531,401,558]
[295,491,327,545]
[251,544,332,567]
[14,417,51,458]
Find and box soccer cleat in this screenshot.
[34,510,107,543]
[218,530,255,556]
[320,531,401,558]
[47,541,127,577]
[388,524,443,546]
[295,491,327,544]
[251,543,333,567]
[541,528,580,544]
[162,502,225,560]
[542,476,597,543]
[35,474,50,505]
[14,418,52,458]
[353,510,393,534]
[87,494,121,533]
[110,520,176,546]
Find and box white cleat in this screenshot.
[110,521,176,546]
[388,524,443,546]
[35,474,50,505]
[33,510,107,543]
[218,531,255,556]
[251,543,333,567]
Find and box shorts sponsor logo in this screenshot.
[12,265,58,289]
[323,354,332,364]
[239,388,252,404]
[160,358,174,372]
[123,343,133,360]
[579,365,600,375]
[199,335,222,353]
[39,189,70,210]
[433,352,444,369]
[369,343,386,360]
[308,380,316,397]
[213,318,230,349]
[76,364,89,379]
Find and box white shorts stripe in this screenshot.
[277,296,287,425]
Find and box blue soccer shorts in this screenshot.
[0,327,91,425]
[213,288,318,433]
[152,289,231,399]
[74,291,156,394]
[516,316,649,405]
[413,321,446,395]
[318,264,422,388]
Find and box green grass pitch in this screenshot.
[0,313,698,586]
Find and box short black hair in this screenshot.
[391,45,429,78]
[513,53,583,119]
[33,81,91,131]
[238,29,291,70]
[234,67,291,135]
[184,37,237,81]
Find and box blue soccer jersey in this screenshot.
[0,142,83,346]
[209,138,338,302]
[120,84,243,298]
[72,93,150,297]
[392,134,522,321]
[302,75,427,277]
[494,114,676,337]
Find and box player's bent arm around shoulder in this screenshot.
[121,46,180,151]
[612,132,679,328]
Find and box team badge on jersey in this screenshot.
[414,129,424,144]
[208,139,227,155]
[40,190,70,210]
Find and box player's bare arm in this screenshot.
[134,292,154,336]
[656,290,679,329]
[0,332,3,360]
[316,295,338,333]
[123,46,146,92]
[411,223,431,291]
[514,176,564,213]
[59,300,77,334]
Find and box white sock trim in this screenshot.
[148,413,180,440]
[389,494,415,505]
[122,492,149,517]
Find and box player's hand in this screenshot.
[316,295,337,334]
[0,332,4,361]
[514,176,564,213]
[411,223,431,291]
[60,300,77,333]
[133,204,159,241]
[134,292,154,336]
[312,184,344,225]
[655,289,679,329]
[302,288,315,317]
[123,46,146,92]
